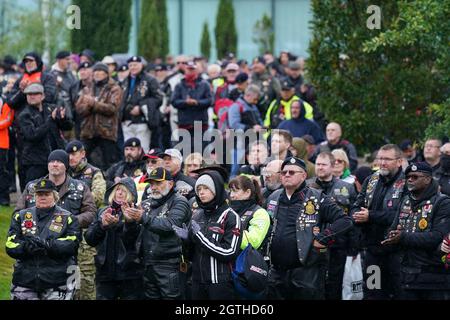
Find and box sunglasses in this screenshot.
[281,170,302,176]
[406,174,427,181]
[177,61,187,65]
[335,159,345,164]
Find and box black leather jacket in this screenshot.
[351,169,406,252]
[84,206,143,281]
[390,181,450,289]
[266,185,353,269]
[6,205,80,290]
[120,71,162,124]
[130,190,191,264]
[16,176,97,229]
[307,177,357,251]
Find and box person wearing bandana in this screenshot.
[6,178,80,300]
[382,162,450,300]
[351,144,407,300]
[265,156,352,300]
[171,61,212,153]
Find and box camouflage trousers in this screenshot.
[75,235,97,300]
[11,285,74,300]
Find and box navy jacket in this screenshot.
[171,77,212,127]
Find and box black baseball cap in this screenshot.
[124,137,141,148]
[56,51,71,59]
[405,162,433,177]
[35,178,56,193]
[78,61,93,71]
[65,140,85,153]
[281,157,307,172]
[127,56,142,63]
[146,167,173,182]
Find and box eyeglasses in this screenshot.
[281,170,302,176]
[425,145,440,149]
[335,159,345,164]
[262,170,280,177]
[149,159,159,164]
[375,157,398,162]
[177,61,187,65]
[406,174,427,181]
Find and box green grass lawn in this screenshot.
[0,206,14,300]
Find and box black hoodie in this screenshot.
[7,52,57,120]
[189,171,242,284]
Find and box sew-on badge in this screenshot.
[418,218,428,230]
[305,200,316,215]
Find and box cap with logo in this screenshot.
[65,140,85,154]
[281,80,294,90]
[281,157,307,172]
[124,137,141,148]
[146,167,173,182]
[35,178,56,193]
[118,64,128,72]
[405,162,433,176]
[143,148,163,160]
[78,61,93,71]
[127,56,142,63]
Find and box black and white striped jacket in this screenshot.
[190,204,242,284]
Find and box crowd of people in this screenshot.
[1,49,450,300]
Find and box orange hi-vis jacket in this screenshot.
[22,71,42,84]
[0,102,14,149]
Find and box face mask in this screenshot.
[441,155,450,170]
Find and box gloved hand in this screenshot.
[190,220,201,235]
[172,223,189,240]
[24,236,48,255]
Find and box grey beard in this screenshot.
[150,185,171,199]
[379,168,391,176]
[266,182,281,191]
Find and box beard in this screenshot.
[379,168,391,176]
[150,184,171,200]
[125,155,135,163]
[266,181,281,191]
